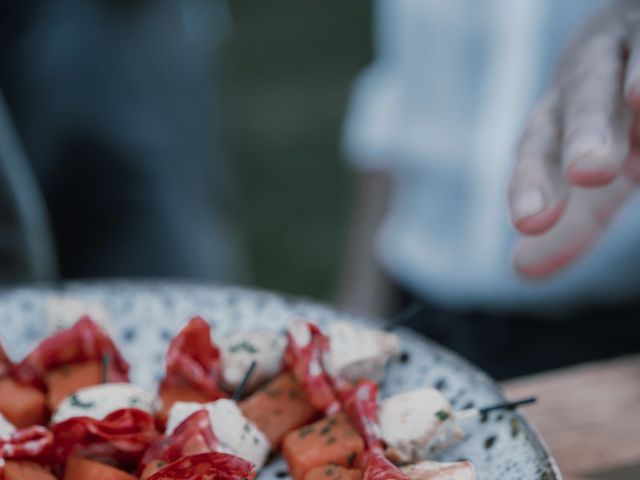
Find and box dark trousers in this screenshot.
[399,290,640,380]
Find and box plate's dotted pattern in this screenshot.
[0,280,561,480]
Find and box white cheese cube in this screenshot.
[166,399,270,469]
[325,321,400,383]
[53,383,158,423]
[379,388,464,464]
[219,331,286,393]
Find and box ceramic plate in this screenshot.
[0,280,561,480]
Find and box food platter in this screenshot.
[0,279,561,479]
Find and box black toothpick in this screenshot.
[384,301,425,331]
[101,352,111,384]
[478,396,537,415]
[455,396,537,423]
[232,360,258,401]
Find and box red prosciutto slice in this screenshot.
[160,317,227,401]
[283,320,340,415]
[139,410,221,478]
[340,381,408,480]
[0,426,54,476]
[340,380,381,451]
[51,408,157,470]
[147,452,256,480]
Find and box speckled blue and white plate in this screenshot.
[0,280,561,480]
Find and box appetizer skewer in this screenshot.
[25,317,160,477]
[238,317,393,450]
[341,380,478,480]
[164,399,270,470]
[379,388,538,465]
[140,366,263,479]
[281,320,536,480]
[159,331,272,471]
[139,409,222,478]
[14,316,129,412]
[157,316,228,427]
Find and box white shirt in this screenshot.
[343,0,640,311]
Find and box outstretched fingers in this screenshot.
[509,91,567,235]
[558,29,630,188]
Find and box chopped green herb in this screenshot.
[265,388,282,398]
[230,341,258,354]
[288,389,300,399]
[325,436,337,445]
[253,436,260,445]
[435,410,450,421]
[320,424,332,435]
[510,417,521,438]
[298,426,315,438]
[244,423,251,433]
[346,452,357,468]
[326,465,336,476]
[69,394,95,409]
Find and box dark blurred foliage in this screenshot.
[228,1,372,301]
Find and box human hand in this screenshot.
[508,0,640,277]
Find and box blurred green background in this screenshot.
[228,1,372,302]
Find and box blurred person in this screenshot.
[0,0,246,281]
[341,0,640,379]
[0,90,56,283]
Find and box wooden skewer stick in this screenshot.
[232,360,258,401]
[384,301,426,331]
[455,396,537,420]
[101,352,111,384]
